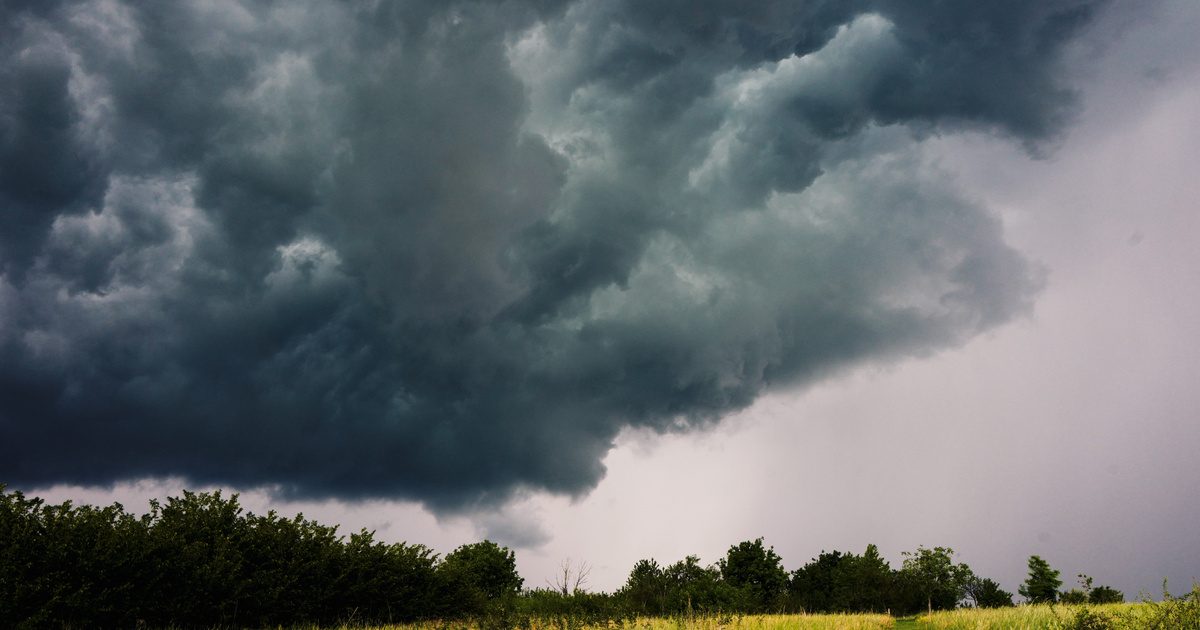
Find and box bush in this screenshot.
[966,577,1015,608]
[1067,607,1114,630]
[1089,585,1124,604]
[1142,581,1200,628]
[438,540,524,616]
[1061,589,1091,605]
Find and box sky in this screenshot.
[3,0,1199,601]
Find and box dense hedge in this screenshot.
[2,485,1126,628]
[0,486,511,628]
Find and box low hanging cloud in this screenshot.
[1,0,1105,510]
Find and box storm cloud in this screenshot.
[1,0,1104,510]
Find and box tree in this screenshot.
[841,544,895,613]
[719,538,789,613]
[1018,555,1062,604]
[964,576,1014,608]
[1059,573,1092,604]
[789,545,893,613]
[620,559,667,615]
[440,540,523,599]
[1073,574,1123,604]
[1089,585,1124,604]
[547,558,591,595]
[789,550,845,613]
[899,546,972,616]
[664,555,736,613]
[1060,588,1089,604]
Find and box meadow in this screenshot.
[914,592,1200,629]
[916,603,1150,629]
[318,614,897,629]
[298,598,1200,630]
[311,592,1200,630]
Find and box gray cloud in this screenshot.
[0,0,1106,510]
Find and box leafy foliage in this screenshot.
[0,485,486,627]
[1018,555,1063,604]
[965,576,1015,608]
[1090,585,1125,604]
[898,546,973,614]
[0,485,1161,628]
[788,545,894,613]
[719,538,790,613]
[439,540,524,615]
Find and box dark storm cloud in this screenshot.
[0,0,1103,509]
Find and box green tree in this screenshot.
[840,544,894,613]
[1018,555,1062,604]
[619,559,668,615]
[719,538,789,613]
[899,546,972,615]
[440,540,523,599]
[1089,585,1124,604]
[789,544,893,613]
[1069,573,1123,605]
[1060,588,1089,604]
[964,576,1015,608]
[664,555,737,613]
[789,550,845,612]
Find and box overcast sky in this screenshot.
[4,0,1199,601]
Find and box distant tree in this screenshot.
[789,544,893,613]
[964,576,1015,608]
[787,547,844,612]
[842,544,895,613]
[1018,555,1062,604]
[899,546,972,616]
[719,538,789,613]
[1089,585,1124,604]
[1059,573,1093,604]
[664,555,736,613]
[789,550,845,612]
[1060,588,1090,604]
[547,558,591,595]
[1069,573,1123,605]
[436,540,522,617]
[440,540,523,599]
[619,559,667,615]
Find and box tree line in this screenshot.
[0,486,1122,628]
[619,541,1121,618]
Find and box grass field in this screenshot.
[915,603,1151,629]
[916,599,1200,629]
[324,614,896,630]
[315,585,1200,629]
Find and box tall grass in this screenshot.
[917,604,1147,629]
[918,584,1200,629]
[326,613,895,630]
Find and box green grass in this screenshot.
[325,613,895,630]
[914,600,1198,629]
[914,604,1137,629]
[303,584,1200,629]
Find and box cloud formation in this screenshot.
[0,0,1103,510]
